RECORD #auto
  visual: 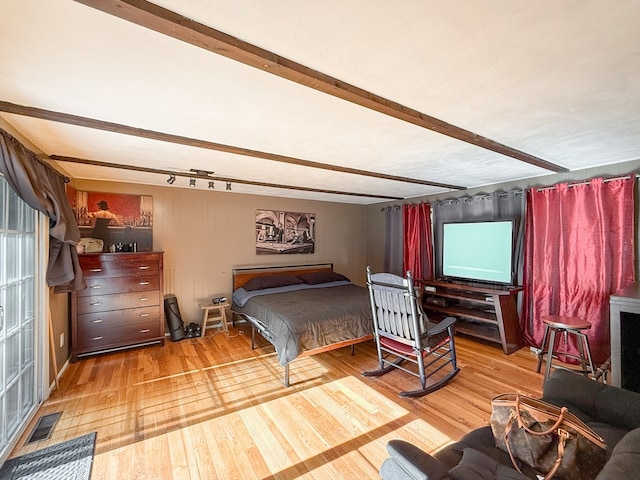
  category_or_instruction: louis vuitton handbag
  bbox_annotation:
[490,393,607,480]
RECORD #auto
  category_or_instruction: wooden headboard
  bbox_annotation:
[232,263,333,291]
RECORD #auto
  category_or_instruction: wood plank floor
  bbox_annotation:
[9,327,544,479]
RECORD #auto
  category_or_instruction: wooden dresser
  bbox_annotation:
[71,252,164,362]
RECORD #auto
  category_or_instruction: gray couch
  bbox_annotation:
[379,370,640,480]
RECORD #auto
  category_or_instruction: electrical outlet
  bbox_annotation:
[59,332,64,348]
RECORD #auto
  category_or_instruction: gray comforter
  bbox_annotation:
[233,284,373,366]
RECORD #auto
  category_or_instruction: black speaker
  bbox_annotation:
[425,297,449,307]
[164,294,186,341]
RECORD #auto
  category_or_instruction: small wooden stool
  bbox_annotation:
[198,301,229,336]
[536,315,596,383]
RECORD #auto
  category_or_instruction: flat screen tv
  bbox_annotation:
[442,220,514,285]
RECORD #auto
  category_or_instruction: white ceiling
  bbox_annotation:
[1,0,639,204]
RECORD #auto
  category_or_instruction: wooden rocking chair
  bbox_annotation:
[362,267,460,397]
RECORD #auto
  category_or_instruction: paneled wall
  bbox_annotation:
[72,179,367,325]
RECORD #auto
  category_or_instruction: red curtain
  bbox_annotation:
[523,176,635,365]
[403,203,433,280]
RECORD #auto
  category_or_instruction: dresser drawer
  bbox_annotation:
[77,306,160,329]
[77,291,160,314]
[78,274,160,297]
[75,313,161,350]
[82,259,159,279]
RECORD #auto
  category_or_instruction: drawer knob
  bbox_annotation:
[89,302,103,306]
[91,336,103,341]
[90,285,102,289]
[139,313,150,317]
[91,319,103,324]
[139,297,149,301]
[139,329,151,333]
[138,266,150,270]
[139,281,150,285]
[89,268,102,272]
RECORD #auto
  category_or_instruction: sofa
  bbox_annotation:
[379,369,640,480]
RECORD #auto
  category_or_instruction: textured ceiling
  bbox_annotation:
[1,0,639,204]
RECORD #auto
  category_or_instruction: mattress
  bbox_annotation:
[232,283,373,365]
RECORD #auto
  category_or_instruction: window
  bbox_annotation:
[0,175,43,461]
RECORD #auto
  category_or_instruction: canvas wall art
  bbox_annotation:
[255,210,315,254]
[67,186,153,252]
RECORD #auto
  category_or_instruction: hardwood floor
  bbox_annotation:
[9,327,544,479]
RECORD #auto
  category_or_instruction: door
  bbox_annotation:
[0,175,42,461]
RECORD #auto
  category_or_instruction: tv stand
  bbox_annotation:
[421,279,523,354]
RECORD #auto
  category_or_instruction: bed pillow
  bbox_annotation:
[297,271,350,285]
[242,274,304,291]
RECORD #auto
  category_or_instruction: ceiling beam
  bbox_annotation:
[74,0,569,174]
[50,155,404,201]
[0,101,463,191]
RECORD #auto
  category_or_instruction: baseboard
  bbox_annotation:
[48,358,70,394]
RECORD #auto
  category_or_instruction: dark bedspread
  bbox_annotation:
[233,284,373,366]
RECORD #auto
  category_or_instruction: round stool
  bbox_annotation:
[535,315,596,383]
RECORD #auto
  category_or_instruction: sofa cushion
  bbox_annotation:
[593,385,640,430]
[587,422,629,459]
[434,427,538,479]
[448,448,530,480]
[382,439,451,480]
[542,370,640,430]
[595,428,640,480]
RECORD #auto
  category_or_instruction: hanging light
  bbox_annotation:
[208,181,215,190]
[167,174,176,185]
[226,182,232,191]
[189,177,196,188]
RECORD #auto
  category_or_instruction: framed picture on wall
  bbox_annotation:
[67,186,153,252]
[255,210,315,254]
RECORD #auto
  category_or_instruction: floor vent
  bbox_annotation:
[26,412,62,444]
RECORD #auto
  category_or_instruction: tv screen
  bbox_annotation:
[442,220,514,284]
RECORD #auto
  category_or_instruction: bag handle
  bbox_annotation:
[504,411,524,475]
[515,393,568,436]
[503,410,570,480]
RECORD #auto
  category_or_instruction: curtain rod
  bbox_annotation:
[382,189,526,211]
[536,173,639,192]
[0,128,70,183]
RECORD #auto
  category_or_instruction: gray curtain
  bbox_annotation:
[383,206,403,275]
[0,128,85,292]
[433,190,525,286]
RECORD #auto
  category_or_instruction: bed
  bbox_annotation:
[231,263,373,386]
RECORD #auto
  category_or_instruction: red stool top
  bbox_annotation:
[541,315,591,330]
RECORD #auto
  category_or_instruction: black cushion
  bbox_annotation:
[448,448,529,480]
[595,428,640,480]
[587,422,629,459]
[543,370,640,430]
[434,427,538,479]
[383,440,450,480]
[297,271,350,285]
[242,274,303,291]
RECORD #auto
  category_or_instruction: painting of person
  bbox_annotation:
[90,200,124,251]
[274,222,284,243]
[302,227,312,243]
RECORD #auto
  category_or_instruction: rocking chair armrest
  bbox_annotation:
[381,440,451,480]
[423,316,456,337]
